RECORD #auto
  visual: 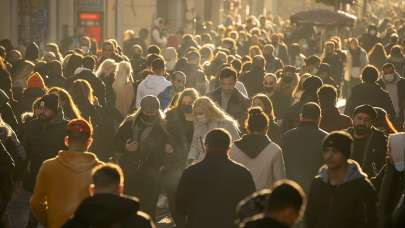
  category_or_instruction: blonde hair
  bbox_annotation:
[112,61,133,92]
[70,79,95,105]
[192,96,237,126]
[168,88,199,111]
[96,59,117,78]
[48,87,82,119]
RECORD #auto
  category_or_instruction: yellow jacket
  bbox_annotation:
[30,150,103,228]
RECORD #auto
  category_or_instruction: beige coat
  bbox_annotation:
[230,142,286,190]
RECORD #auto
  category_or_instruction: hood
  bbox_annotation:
[56,151,100,173]
[71,194,139,226]
[234,134,271,158]
[23,87,46,99]
[144,74,169,89]
[318,159,368,185]
[0,89,10,107]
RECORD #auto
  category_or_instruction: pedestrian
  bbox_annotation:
[208,67,250,126]
[231,107,286,190]
[346,38,369,91]
[318,85,352,132]
[261,73,277,100]
[241,180,306,228]
[0,141,14,228]
[95,59,118,109]
[114,95,171,218]
[239,55,266,97]
[345,65,396,124]
[368,43,388,70]
[176,128,256,228]
[15,72,47,119]
[188,96,240,163]
[136,57,171,107]
[281,102,328,193]
[158,71,186,110]
[112,61,135,117]
[305,131,378,228]
[48,87,82,120]
[0,89,19,131]
[30,119,103,228]
[346,104,387,179]
[377,63,405,130]
[63,163,155,228]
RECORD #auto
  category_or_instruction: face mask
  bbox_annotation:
[196,114,208,124]
[383,73,395,82]
[180,105,193,114]
[355,125,370,135]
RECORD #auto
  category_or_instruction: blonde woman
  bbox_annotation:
[164,47,178,73]
[112,61,135,117]
[96,59,118,106]
[188,96,240,163]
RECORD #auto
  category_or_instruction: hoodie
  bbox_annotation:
[62,194,154,228]
[30,151,103,228]
[305,160,378,228]
[231,135,286,190]
[135,74,171,107]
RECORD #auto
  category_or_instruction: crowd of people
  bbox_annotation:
[0,1,405,228]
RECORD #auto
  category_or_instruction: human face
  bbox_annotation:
[353,112,372,135]
[181,95,195,106]
[141,110,158,122]
[172,74,186,92]
[102,44,114,58]
[220,77,236,93]
[323,146,346,170]
[38,106,55,121]
[263,76,276,91]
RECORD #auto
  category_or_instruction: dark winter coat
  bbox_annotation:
[239,67,265,97]
[62,194,155,228]
[0,142,14,219]
[345,82,396,123]
[347,127,387,179]
[0,124,26,181]
[264,55,284,73]
[305,160,378,228]
[323,52,345,84]
[271,91,294,121]
[21,110,68,191]
[15,87,46,119]
[176,154,256,228]
[208,88,250,125]
[66,69,107,107]
[320,106,352,132]
[0,89,19,131]
[281,122,328,193]
[242,216,289,228]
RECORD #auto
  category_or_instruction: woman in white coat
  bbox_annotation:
[187,96,240,163]
[230,107,286,190]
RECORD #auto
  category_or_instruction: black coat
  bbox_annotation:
[62,194,154,228]
[0,89,19,131]
[0,142,14,219]
[15,87,45,119]
[21,111,68,191]
[264,55,284,73]
[208,88,250,125]
[242,216,289,228]
[281,122,328,193]
[239,67,265,97]
[306,161,378,228]
[347,127,387,179]
[176,154,256,228]
[345,82,396,123]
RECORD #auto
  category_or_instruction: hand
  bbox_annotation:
[165,144,174,154]
[125,140,139,152]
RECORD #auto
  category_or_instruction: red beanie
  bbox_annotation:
[26,72,47,90]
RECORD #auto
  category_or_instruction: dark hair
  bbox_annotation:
[64,53,83,78]
[252,93,275,120]
[361,65,379,83]
[252,55,265,69]
[205,128,231,151]
[92,163,124,189]
[267,180,306,214]
[300,102,321,120]
[382,63,395,71]
[246,107,269,133]
[147,45,161,55]
[82,56,96,70]
[231,59,242,73]
[219,66,237,81]
[318,85,337,107]
[145,54,162,67]
[151,57,165,72]
[46,60,63,78]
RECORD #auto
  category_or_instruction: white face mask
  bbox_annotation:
[196,114,208,124]
[81,46,89,54]
[383,73,395,82]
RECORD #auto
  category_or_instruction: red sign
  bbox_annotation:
[79,13,100,21]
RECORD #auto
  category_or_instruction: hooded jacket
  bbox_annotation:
[305,160,378,228]
[136,74,171,107]
[30,151,103,228]
[231,134,286,190]
[62,194,155,228]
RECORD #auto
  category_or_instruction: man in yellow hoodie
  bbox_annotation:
[30,119,103,228]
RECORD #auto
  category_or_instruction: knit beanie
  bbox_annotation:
[353,104,377,121]
[323,131,353,159]
[26,72,46,90]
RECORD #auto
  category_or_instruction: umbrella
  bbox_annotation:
[290,9,357,26]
